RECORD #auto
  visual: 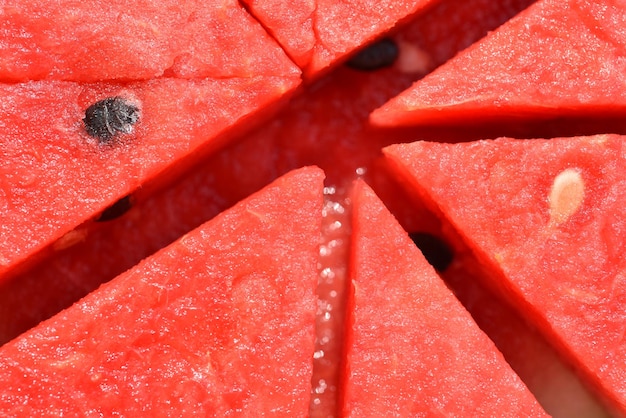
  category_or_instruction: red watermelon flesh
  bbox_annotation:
[0,74,300,283]
[342,179,548,417]
[0,2,540,416]
[0,166,324,416]
[371,0,626,127]
[383,135,626,415]
[240,0,439,78]
[0,0,299,82]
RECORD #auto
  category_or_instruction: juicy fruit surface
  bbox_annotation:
[0,0,299,81]
[0,0,616,416]
[371,0,626,126]
[0,167,324,416]
[343,180,547,417]
[384,135,626,415]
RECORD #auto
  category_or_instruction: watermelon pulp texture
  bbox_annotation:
[0,0,299,82]
[0,167,323,416]
[0,0,615,417]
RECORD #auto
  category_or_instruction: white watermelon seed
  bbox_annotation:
[549,168,585,225]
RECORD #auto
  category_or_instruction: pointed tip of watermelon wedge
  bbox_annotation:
[343,178,548,417]
[370,0,626,128]
[241,0,441,79]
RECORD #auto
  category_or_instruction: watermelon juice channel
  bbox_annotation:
[0,0,536,416]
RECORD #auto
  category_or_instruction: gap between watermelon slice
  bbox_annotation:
[0,166,324,416]
[383,135,626,417]
[443,249,611,418]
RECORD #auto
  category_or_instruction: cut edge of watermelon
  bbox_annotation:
[370,100,626,128]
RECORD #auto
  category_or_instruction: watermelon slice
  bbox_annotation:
[370,0,626,126]
[0,67,300,282]
[0,166,323,415]
[342,179,547,416]
[0,0,299,82]
[240,0,439,78]
[383,135,626,415]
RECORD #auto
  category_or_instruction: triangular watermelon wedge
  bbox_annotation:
[240,0,439,78]
[371,0,626,126]
[342,179,547,416]
[0,0,299,82]
[0,166,324,416]
[0,69,300,283]
[383,135,626,415]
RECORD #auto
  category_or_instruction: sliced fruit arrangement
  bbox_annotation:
[371,0,626,127]
[384,135,626,416]
[1,0,621,416]
[0,167,323,415]
[343,180,547,416]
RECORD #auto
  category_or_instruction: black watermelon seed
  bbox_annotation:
[346,38,399,71]
[84,97,139,142]
[409,232,454,272]
[96,195,133,222]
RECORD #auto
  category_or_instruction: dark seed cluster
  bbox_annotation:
[346,38,399,71]
[409,232,454,272]
[83,97,139,142]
